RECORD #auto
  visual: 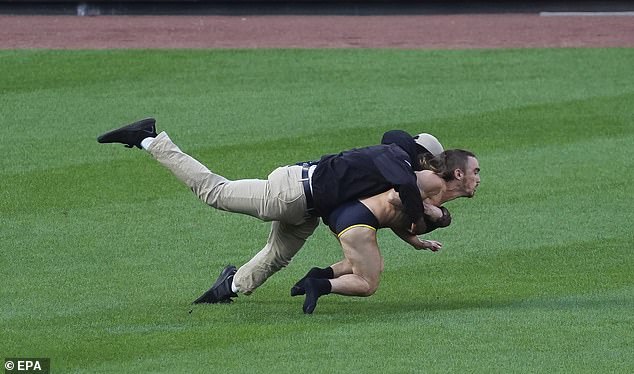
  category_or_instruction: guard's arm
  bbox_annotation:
[373,152,424,225]
[423,206,452,233]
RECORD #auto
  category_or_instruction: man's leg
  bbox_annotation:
[185,154,316,303]
[99,121,307,222]
[290,259,352,296]
[233,216,320,295]
[299,228,382,314]
[147,131,281,219]
[100,121,318,303]
[227,161,319,295]
[330,231,383,297]
[193,216,319,304]
[101,120,311,223]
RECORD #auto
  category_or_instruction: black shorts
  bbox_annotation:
[326,200,379,238]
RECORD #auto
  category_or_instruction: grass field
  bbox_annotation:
[1,48,633,373]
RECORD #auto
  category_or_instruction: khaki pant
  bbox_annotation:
[148,132,319,293]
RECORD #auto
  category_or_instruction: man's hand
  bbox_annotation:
[401,231,443,251]
[412,238,443,252]
[392,228,443,252]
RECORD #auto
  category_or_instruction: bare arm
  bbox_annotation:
[388,211,442,251]
[391,228,442,252]
[366,188,446,250]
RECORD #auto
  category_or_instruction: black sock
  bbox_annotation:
[307,266,334,279]
[315,278,332,295]
[303,278,331,314]
[291,267,334,296]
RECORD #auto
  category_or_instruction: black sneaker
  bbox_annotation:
[97,118,157,149]
[192,265,238,304]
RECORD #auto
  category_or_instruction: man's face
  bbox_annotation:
[462,156,481,197]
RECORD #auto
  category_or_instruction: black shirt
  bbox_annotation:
[311,142,423,224]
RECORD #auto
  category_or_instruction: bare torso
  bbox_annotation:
[360,190,411,230]
[359,170,448,234]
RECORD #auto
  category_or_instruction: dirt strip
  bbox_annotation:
[1,14,633,49]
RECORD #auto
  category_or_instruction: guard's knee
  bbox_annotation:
[263,246,296,272]
[269,255,291,271]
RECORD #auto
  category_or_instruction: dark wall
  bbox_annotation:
[0,1,632,16]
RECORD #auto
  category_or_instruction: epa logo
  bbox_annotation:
[4,358,50,374]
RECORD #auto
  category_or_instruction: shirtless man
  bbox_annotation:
[292,149,480,314]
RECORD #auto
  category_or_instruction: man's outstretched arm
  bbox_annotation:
[390,227,443,252]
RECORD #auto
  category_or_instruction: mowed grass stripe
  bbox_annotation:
[1,48,632,172]
[2,91,632,215]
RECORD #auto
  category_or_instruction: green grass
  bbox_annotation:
[1,48,633,373]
